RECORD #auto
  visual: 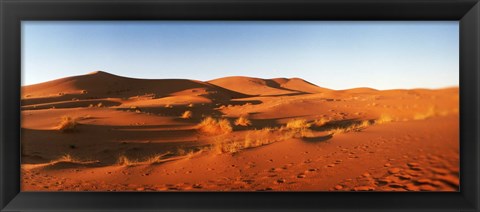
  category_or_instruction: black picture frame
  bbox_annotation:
[1,0,479,211]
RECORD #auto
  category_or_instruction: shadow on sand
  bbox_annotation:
[301,134,333,143]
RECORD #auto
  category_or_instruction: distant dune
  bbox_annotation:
[20,71,459,192]
[207,76,331,96]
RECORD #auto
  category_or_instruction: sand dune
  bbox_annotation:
[274,77,332,94]
[21,71,459,192]
[23,71,247,103]
[208,76,328,96]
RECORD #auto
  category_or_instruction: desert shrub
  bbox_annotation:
[144,154,166,164]
[286,119,311,130]
[314,117,329,127]
[234,116,251,126]
[51,154,89,164]
[328,120,372,135]
[244,128,275,148]
[359,120,372,128]
[177,148,186,156]
[197,117,232,135]
[212,138,243,154]
[221,141,243,154]
[117,152,181,166]
[213,126,294,154]
[181,111,193,119]
[284,119,312,138]
[218,119,233,133]
[117,155,138,166]
[57,116,78,132]
[328,127,348,135]
[57,154,74,162]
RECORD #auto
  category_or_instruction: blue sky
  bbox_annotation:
[22,21,459,90]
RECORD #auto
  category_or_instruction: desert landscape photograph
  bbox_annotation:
[21,21,459,191]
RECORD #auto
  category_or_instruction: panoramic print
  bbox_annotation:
[21,21,459,191]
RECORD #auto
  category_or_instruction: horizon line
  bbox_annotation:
[21,70,459,91]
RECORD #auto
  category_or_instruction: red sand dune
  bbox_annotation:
[208,76,330,96]
[21,71,459,192]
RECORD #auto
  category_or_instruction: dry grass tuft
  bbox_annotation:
[197,117,232,135]
[314,117,329,127]
[286,119,311,130]
[211,127,278,154]
[49,154,99,165]
[328,127,349,135]
[243,128,276,148]
[181,110,193,119]
[144,154,169,164]
[328,120,372,135]
[221,141,244,154]
[117,155,138,166]
[117,152,184,166]
[284,119,313,138]
[57,154,74,162]
[211,123,318,155]
[234,116,251,126]
[359,120,372,128]
[57,116,78,132]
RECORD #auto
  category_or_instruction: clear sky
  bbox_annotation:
[22,21,459,90]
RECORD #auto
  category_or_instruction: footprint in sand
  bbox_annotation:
[192,184,202,189]
[297,174,306,178]
[430,167,450,175]
[269,167,282,173]
[362,172,371,177]
[387,168,401,174]
[397,174,413,180]
[242,179,255,184]
[352,186,375,191]
[334,185,344,190]
[434,175,459,188]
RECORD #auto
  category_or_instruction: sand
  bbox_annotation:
[20,71,459,191]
